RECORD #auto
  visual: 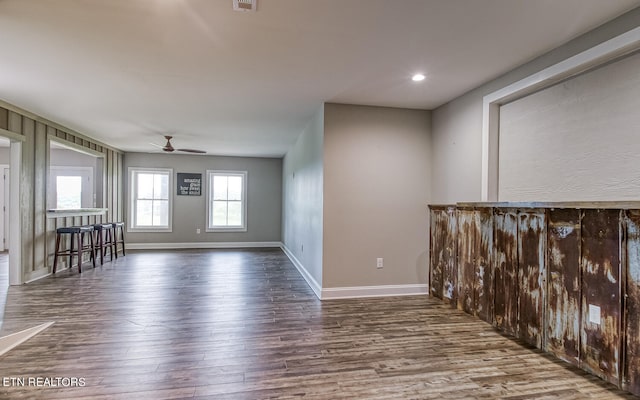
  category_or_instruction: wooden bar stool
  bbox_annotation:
[112,222,126,257]
[93,223,116,265]
[53,225,96,273]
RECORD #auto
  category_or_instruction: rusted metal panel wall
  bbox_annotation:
[457,208,479,315]
[476,209,494,323]
[624,210,640,395]
[546,208,581,366]
[493,209,519,336]
[429,208,445,299]
[580,209,622,385]
[430,207,456,300]
[517,210,547,348]
[441,207,458,307]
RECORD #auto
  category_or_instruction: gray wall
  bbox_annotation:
[124,152,282,244]
[323,103,431,288]
[431,8,640,203]
[499,51,640,201]
[282,106,324,287]
[0,147,10,164]
[50,148,98,167]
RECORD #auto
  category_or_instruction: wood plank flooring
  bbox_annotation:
[0,248,636,399]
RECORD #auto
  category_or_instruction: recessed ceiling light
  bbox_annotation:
[412,73,426,82]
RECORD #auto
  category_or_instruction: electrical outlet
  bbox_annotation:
[196,228,201,234]
[376,258,383,269]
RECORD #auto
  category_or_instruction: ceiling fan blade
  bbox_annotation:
[177,148,207,154]
[149,142,164,149]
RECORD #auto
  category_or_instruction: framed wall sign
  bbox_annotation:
[177,173,202,196]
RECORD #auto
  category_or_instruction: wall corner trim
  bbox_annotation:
[281,244,322,299]
[321,284,428,300]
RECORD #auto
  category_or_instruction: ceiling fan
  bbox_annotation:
[152,135,206,154]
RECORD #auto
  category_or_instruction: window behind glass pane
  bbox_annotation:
[130,168,172,231]
[207,170,247,232]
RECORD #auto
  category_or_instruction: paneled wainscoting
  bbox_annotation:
[0,249,635,399]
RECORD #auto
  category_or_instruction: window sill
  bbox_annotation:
[206,227,248,233]
[47,208,108,218]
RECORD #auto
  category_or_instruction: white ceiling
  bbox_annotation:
[1,0,639,157]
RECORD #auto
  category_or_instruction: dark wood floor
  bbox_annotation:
[0,248,636,399]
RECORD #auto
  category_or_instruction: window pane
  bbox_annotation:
[154,173,169,200]
[213,176,228,200]
[212,201,228,225]
[227,201,242,226]
[136,200,153,226]
[228,176,242,201]
[153,200,169,226]
[137,173,154,199]
[56,176,82,209]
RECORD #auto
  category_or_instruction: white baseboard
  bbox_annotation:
[280,244,322,300]
[321,284,429,300]
[127,241,283,250]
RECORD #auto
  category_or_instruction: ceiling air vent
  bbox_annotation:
[233,0,256,12]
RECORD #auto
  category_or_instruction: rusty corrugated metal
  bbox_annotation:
[430,206,457,300]
[429,208,445,299]
[476,208,494,323]
[624,210,640,395]
[517,210,546,348]
[580,209,621,385]
[457,208,478,315]
[441,206,458,307]
[546,208,581,365]
[493,208,519,336]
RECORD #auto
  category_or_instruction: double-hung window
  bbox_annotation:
[206,170,247,232]
[129,167,172,231]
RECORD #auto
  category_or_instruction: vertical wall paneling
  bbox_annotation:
[476,208,494,323]
[33,122,48,276]
[106,150,114,222]
[429,208,445,299]
[517,209,547,348]
[0,107,8,130]
[546,208,582,366]
[457,207,479,315]
[580,209,622,385]
[0,105,123,277]
[493,208,519,336]
[19,115,35,278]
[624,210,640,394]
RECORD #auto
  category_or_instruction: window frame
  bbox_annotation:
[48,166,95,210]
[128,167,173,232]
[206,170,248,232]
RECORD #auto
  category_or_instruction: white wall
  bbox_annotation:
[499,51,640,201]
[124,152,282,244]
[431,8,640,204]
[323,103,431,289]
[282,106,324,291]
